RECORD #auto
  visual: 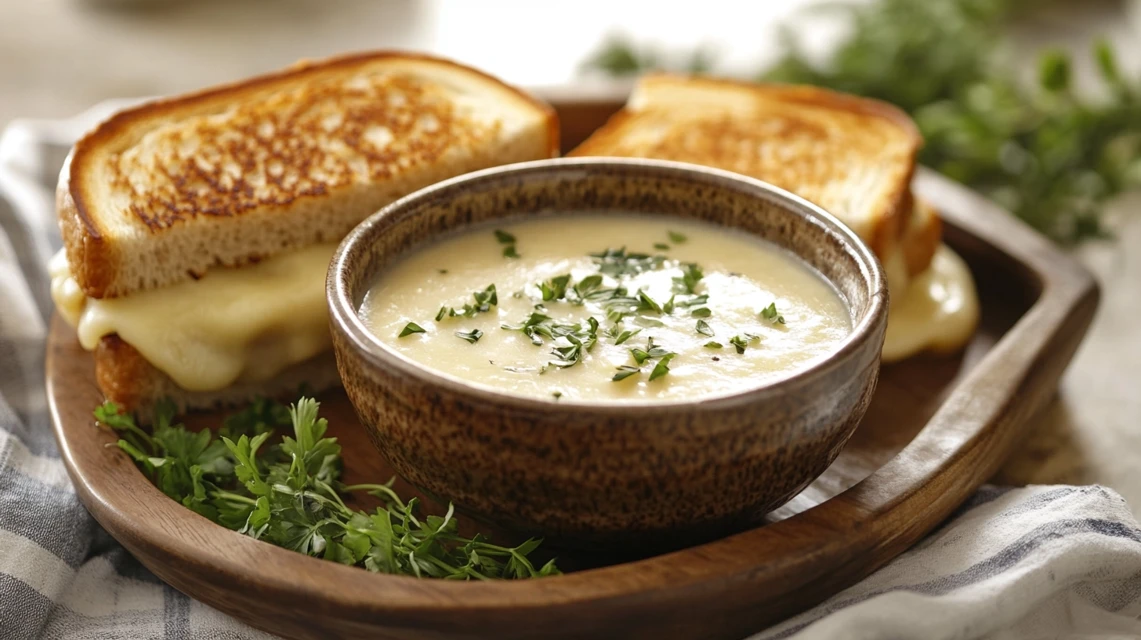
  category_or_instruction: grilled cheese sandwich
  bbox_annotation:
[51,52,559,415]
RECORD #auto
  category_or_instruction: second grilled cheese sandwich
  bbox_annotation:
[569,74,978,361]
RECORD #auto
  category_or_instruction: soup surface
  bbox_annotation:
[360,214,851,403]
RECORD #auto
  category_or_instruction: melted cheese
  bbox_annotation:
[360,214,851,403]
[882,244,979,362]
[49,245,336,391]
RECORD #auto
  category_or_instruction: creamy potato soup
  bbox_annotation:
[360,214,851,403]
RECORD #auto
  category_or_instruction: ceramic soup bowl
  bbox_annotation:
[327,158,887,548]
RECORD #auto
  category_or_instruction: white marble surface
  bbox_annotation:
[1,0,1140,510]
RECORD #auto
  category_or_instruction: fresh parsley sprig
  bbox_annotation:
[581,0,1141,244]
[95,398,559,579]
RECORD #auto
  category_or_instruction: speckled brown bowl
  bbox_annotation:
[327,158,887,548]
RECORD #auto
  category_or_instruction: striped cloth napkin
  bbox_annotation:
[3,104,1141,640]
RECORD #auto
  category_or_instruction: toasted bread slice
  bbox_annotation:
[61,51,558,299]
[570,75,926,270]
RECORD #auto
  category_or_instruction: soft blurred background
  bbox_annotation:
[1,0,1140,501]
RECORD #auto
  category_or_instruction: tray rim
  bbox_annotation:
[45,107,1100,637]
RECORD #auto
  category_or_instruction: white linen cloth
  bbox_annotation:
[2,103,1140,640]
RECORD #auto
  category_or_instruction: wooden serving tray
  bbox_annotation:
[47,95,1099,639]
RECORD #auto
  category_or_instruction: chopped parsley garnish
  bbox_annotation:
[418,244,746,385]
[630,337,674,368]
[501,312,554,345]
[552,391,563,400]
[590,247,666,278]
[544,318,599,369]
[636,290,663,313]
[437,269,448,274]
[676,294,709,308]
[729,334,760,354]
[648,354,676,381]
[501,314,599,364]
[455,329,484,344]
[612,365,641,381]
[438,284,498,319]
[761,302,786,324]
[399,322,426,338]
[574,275,604,298]
[539,274,572,301]
[473,284,497,309]
[613,328,641,345]
[672,263,704,294]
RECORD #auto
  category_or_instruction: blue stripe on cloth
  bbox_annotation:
[0,473,94,568]
[766,516,1141,639]
[0,572,54,639]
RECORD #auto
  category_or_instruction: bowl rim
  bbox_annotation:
[327,157,888,414]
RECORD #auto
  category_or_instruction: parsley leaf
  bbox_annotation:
[455,329,484,344]
[648,354,676,381]
[761,302,786,324]
[729,334,760,354]
[539,274,571,301]
[612,365,641,381]
[493,230,516,244]
[636,290,663,313]
[614,328,642,345]
[695,319,714,337]
[672,263,704,294]
[399,323,426,338]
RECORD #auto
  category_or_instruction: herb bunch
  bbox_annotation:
[95,398,559,580]
[581,0,1141,244]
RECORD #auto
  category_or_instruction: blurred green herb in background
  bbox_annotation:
[581,0,1141,245]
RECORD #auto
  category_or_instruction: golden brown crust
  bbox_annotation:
[903,198,943,276]
[72,51,557,169]
[640,75,922,139]
[94,335,153,411]
[57,159,117,299]
[570,77,923,261]
[65,50,558,298]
